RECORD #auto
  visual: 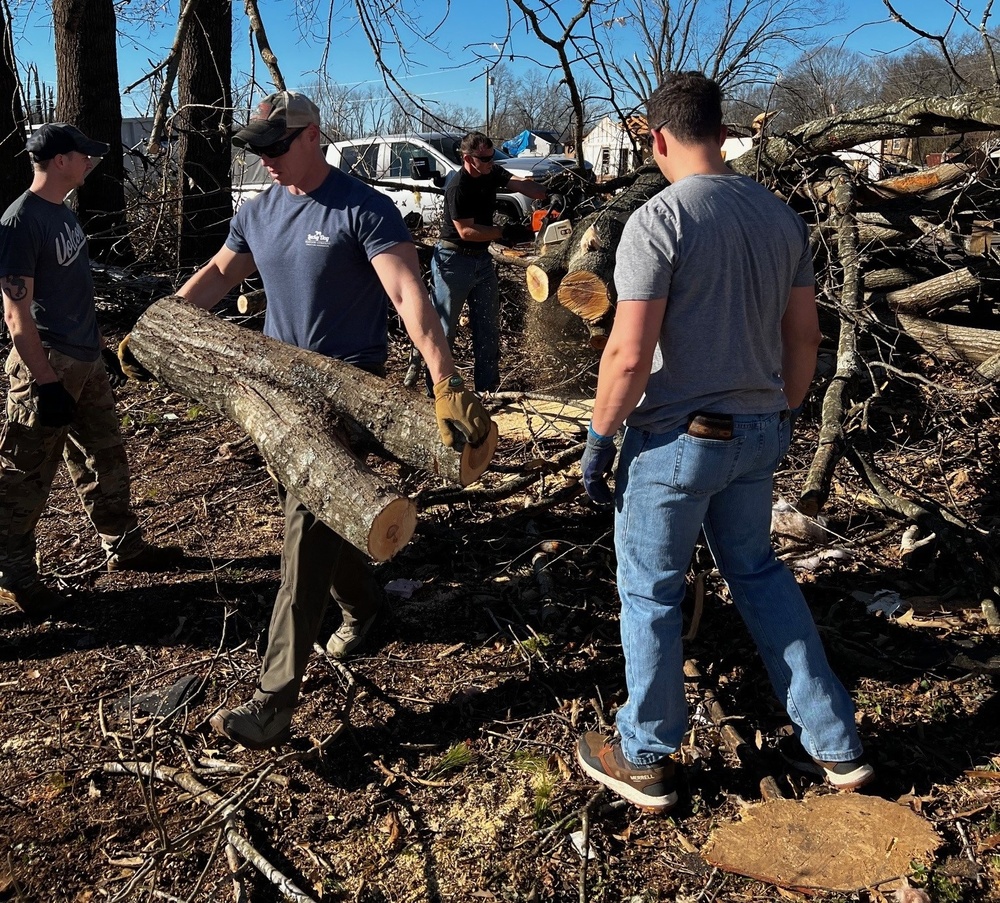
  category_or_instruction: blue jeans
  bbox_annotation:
[430,246,499,392]
[613,412,863,767]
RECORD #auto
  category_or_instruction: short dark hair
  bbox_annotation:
[460,132,492,156]
[647,72,723,144]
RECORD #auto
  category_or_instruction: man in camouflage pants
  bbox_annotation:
[0,123,183,618]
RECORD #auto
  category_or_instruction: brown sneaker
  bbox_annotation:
[0,580,69,619]
[325,608,380,658]
[576,732,678,813]
[108,542,184,572]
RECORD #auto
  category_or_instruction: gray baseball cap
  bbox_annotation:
[232,91,321,148]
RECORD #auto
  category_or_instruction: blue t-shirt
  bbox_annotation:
[0,190,100,362]
[226,167,411,367]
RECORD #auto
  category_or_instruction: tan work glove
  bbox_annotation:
[433,374,491,448]
[118,334,152,381]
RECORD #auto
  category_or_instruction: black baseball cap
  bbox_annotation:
[26,123,110,161]
[232,91,321,148]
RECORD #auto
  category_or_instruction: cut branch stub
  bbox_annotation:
[885,268,981,317]
[127,297,497,559]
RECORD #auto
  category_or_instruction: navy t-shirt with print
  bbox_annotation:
[226,167,411,367]
[0,191,100,362]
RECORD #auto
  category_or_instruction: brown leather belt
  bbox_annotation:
[686,412,734,440]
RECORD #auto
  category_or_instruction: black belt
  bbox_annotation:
[438,240,490,257]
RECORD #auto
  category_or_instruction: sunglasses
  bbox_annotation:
[471,153,495,162]
[254,126,307,158]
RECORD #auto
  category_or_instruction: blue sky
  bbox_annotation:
[11,0,980,118]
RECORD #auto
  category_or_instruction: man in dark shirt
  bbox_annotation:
[0,124,183,618]
[430,132,545,392]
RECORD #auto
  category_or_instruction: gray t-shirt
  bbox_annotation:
[614,173,814,433]
[226,167,411,367]
[0,190,100,362]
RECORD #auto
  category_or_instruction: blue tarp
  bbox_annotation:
[501,130,533,157]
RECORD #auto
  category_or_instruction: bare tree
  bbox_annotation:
[0,0,30,210]
[176,0,233,267]
[773,47,878,127]
[53,0,131,262]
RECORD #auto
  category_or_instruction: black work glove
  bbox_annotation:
[118,334,152,381]
[581,423,616,506]
[788,404,803,434]
[499,221,535,247]
[101,347,127,389]
[433,374,491,448]
[36,381,77,428]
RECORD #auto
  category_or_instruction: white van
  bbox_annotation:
[324,132,575,226]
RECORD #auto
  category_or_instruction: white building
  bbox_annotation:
[581,115,647,180]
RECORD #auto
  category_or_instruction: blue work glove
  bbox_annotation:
[581,423,617,506]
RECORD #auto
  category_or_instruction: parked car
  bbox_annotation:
[324,132,575,226]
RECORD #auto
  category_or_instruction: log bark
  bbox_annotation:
[897,313,1000,368]
[886,268,981,316]
[128,298,497,559]
[871,161,973,198]
[864,267,927,291]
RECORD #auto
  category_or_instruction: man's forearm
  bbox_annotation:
[399,296,455,384]
[3,287,58,384]
[780,342,818,409]
[591,347,650,436]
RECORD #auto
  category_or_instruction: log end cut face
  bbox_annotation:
[368,497,418,562]
[459,421,500,486]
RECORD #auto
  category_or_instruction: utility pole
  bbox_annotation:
[484,65,490,134]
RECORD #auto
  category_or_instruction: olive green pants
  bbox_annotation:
[0,347,141,587]
[254,484,381,708]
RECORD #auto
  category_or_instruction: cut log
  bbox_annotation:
[897,312,1000,371]
[886,268,981,316]
[237,289,267,315]
[541,166,666,322]
[128,297,498,559]
[525,254,567,302]
[863,267,926,291]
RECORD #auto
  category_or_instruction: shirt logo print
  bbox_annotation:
[306,230,331,247]
[54,222,87,267]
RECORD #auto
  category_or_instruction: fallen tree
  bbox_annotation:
[127,297,498,561]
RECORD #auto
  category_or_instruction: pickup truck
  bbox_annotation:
[324,132,577,226]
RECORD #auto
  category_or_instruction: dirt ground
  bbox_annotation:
[1,270,999,903]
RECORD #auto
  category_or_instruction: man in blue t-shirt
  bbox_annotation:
[0,124,183,619]
[430,132,546,392]
[177,91,491,750]
[574,73,873,812]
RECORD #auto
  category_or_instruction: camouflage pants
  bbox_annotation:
[0,347,141,586]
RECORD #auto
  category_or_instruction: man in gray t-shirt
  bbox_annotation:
[574,73,873,813]
[0,124,183,618]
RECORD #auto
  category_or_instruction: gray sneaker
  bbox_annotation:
[325,610,379,658]
[209,696,293,749]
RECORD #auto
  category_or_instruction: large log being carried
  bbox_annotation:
[128,297,498,561]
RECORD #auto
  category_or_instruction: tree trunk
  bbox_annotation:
[53,0,131,262]
[127,299,498,558]
[177,0,233,267]
[0,5,30,210]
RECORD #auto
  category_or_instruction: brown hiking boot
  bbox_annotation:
[325,608,380,658]
[107,542,184,572]
[210,696,294,750]
[576,732,679,813]
[0,580,69,620]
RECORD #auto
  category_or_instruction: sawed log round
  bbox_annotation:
[128,297,497,560]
